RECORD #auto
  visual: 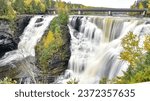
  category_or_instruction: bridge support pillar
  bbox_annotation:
[53,11,56,15]
[78,11,83,15]
[108,11,112,16]
[47,11,51,14]
[142,11,146,16]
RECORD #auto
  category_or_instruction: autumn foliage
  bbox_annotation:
[116,32,150,83]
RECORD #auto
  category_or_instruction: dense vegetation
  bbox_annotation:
[115,32,150,83]
[131,0,150,16]
[0,77,17,84]
[35,1,69,75]
[99,32,150,84]
[0,0,150,84]
[0,0,88,20]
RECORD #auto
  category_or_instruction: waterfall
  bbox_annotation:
[60,16,150,84]
[0,15,54,83]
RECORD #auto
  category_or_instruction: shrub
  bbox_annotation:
[0,77,17,84]
[36,16,68,74]
[115,32,150,84]
[67,78,78,84]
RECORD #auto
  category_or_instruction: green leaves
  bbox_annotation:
[0,77,17,84]
[116,32,150,84]
[130,0,150,16]
[120,32,143,67]
[0,0,16,20]
[35,16,68,74]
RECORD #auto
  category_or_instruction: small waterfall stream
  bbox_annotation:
[0,15,54,83]
[59,16,150,84]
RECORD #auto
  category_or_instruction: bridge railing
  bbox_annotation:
[47,8,148,16]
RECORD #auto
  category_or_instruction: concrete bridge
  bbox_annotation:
[47,8,147,16]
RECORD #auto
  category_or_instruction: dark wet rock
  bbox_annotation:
[0,31,17,58]
[47,25,71,77]
[74,17,83,31]
[0,56,39,84]
[35,23,43,27]
[0,16,31,58]
[35,18,44,23]
[35,17,71,83]
[70,16,83,32]
[15,16,32,37]
[0,16,33,83]
[145,21,150,24]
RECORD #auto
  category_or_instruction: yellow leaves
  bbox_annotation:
[24,0,40,5]
[118,31,150,84]
[144,35,150,51]
[53,32,63,46]
[24,0,32,5]
[120,51,137,67]
[0,77,17,84]
[39,3,46,12]
[43,31,63,49]
[34,0,41,4]
[138,2,144,9]
[43,31,54,48]
[120,32,143,67]
[121,32,150,67]
[55,0,69,13]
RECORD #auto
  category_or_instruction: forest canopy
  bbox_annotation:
[0,0,87,20]
[131,0,150,16]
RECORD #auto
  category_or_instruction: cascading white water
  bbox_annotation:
[62,16,150,84]
[0,15,54,66]
[0,15,54,83]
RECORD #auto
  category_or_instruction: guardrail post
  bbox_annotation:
[53,11,56,15]
[142,11,146,16]
[78,11,81,15]
[108,11,112,16]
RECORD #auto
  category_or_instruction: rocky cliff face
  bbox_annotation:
[0,16,71,84]
[48,25,71,78]
[0,16,31,58]
[35,17,71,83]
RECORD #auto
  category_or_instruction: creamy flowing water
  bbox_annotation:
[59,16,150,84]
[0,15,150,84]
[0,15,54,83]
[0,15,54,66]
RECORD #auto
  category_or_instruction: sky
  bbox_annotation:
[61,0,137,8]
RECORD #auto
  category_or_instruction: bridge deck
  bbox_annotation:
[47,8,147,16]
[48,8,147,12]
[71,8,147,12]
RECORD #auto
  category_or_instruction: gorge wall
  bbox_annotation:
[0,16,31,58]
[0,15,71,84]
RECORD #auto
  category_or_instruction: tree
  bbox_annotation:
[0,0,9,15]
[131,0,150,16]
[0,0,16,20]
[138,2,144,9]
[44,0,52,9]
[13,0,25,14]
[31,0,38,13]
[38,1,46,13]
[120,32,143,67]
[116,32,150,84]
[55,0,69,25]
[6,1,16,20]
